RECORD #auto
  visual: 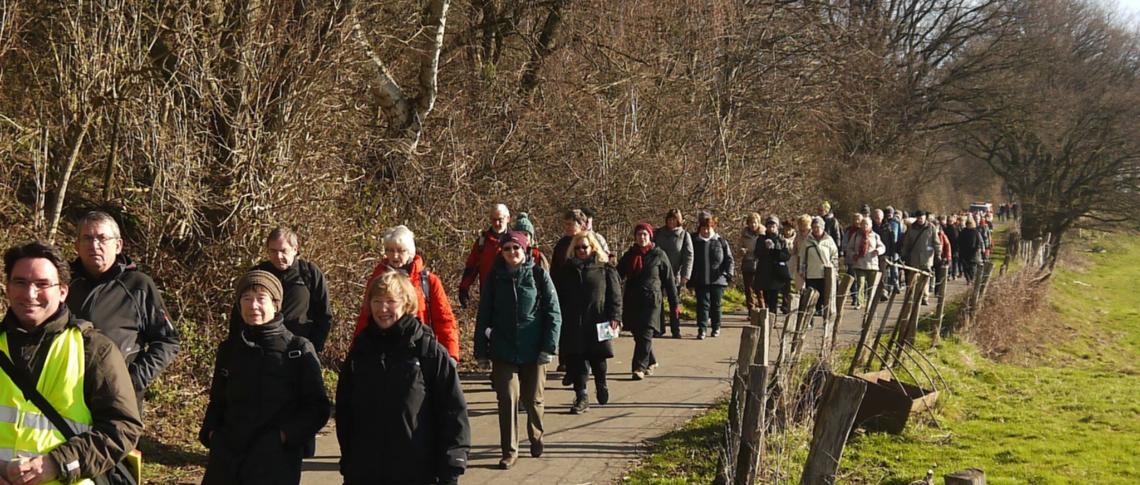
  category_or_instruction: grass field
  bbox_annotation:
[625,230,1140,484]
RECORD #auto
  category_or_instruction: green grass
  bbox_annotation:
[678,286,746,321]
[626,230,1140,484]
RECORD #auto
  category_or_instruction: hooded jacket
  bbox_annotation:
[67,254,180,392]
[199,316,331,485]
[0,308,142,484]
[337,315,471,485]
[689,232,734,288]
[474,257,561,365]
[354,254,460,361]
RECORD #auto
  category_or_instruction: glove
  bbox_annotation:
[537,351,554,364]
[672,306,681,321]
[484,327,493,339]
[458,287,470,308]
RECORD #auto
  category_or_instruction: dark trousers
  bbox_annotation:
[660,282,683,334]
[695,285,725,331]
[805,278,826,313]
[566,356,608,395]
[631,325,657,372]
[962,261,978,284]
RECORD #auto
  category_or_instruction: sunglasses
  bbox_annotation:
[574,245,590,250]
[502,245,523,252]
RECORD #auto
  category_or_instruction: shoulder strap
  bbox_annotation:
[420,270,432,327]
[286,335,308,360]
[532,265,548,304]
[0,340,79,439]
[299,261,317,290]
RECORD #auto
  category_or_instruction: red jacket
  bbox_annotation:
[938,229,952,265]
[459,229,504,292]
[354,254,460,361]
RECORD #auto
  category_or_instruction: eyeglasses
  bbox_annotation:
[502,245,523,252]
[574,245,590,250]
[383,246,411,255]
[9,279,62,292]
[79,235,118,246]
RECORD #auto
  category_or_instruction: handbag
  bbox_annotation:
[0,348,138,485]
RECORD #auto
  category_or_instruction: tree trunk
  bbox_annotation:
[47,118,92,244]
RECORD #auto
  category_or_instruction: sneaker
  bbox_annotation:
[632,370,645,380]
[570,394,590,414]
[652,330,665,338]
[647,363,659,375]
[711,329,721,338]
[696,329,706,340]
[561,373,572,386]
[596,386,610,405]
[499,454,518,469]
[530,439,543,458]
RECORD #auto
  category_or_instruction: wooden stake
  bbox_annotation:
[945,468,986,485]
[798,373,868,485]
[733,364,770,485]
[848,272,883,373]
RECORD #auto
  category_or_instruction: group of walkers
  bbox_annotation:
[0,201,1000,484]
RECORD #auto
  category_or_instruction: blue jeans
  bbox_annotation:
[695,286,725,331]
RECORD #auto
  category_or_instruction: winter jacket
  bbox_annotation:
[199,317,331,485]
[799,235,840,280]
[738,228,761,273]
[474,258,562,365]
[751,233,791,291]
[845,230,885,271]
[689,233,734,288]
[227,259,333,353]
[873,219,903,258]
[0,308,142,484]
[551,235,574,281]
[822,213,842,251]
[957,228,984,264]
[337,315,470,485]
[654,226,694,281]
[354,254,460,361]
[67,254,181,393]
[936,228,953,267]
[460,228,506,292]
[944,224,961,254]
[554,257,621,359]
[617,246,679,332]
[901,221,942,269]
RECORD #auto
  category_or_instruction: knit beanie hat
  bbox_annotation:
[512,212,536,238]
[633,222,654,239]
[236,269,283,306]
[502,231,530,251]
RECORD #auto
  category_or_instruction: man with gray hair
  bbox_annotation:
[67,211,180,414]
[459,203,511,308]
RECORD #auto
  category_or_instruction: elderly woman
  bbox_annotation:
[618,223,679,380]
[738,213,763,309]
[957,215,985,284]
[475,231,561,469]
[654,209,693,338]
[845,217,886,310]
[791,214,813,290]
[200,270,330,485]
[338,270,471,484]
[554,231,621,414]
[352,225,460,361]
[751,215,792,314]
[800,217,840,315]
[689,212,734,339]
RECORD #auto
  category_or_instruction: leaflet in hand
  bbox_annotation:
[596,322,619,341]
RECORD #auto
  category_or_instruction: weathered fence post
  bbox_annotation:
[733,364,770,485]
[932,267,948,346]
[798,373,868,485]
[848,272,883,373]
[823,273,856,356]
[717,323,762,485]
[945,468,987,484]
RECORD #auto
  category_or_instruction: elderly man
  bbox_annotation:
[67,211,180,414]
[231,227,333,353]
[2,241,142,484]
[871,208,902,299]
[459,204,511,308]
[900,211,942,305]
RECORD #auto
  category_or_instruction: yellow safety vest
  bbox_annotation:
[0,327,94,485]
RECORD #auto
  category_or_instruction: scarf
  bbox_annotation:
[621,243,654,277]
[855,226,873,260]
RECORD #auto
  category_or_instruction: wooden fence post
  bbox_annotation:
[932,267,948,346]
[823,274,856,355]
[848,272,883,373]
[717,324,762,485]
[798,373,868,485]
[945,468,986,485]
[733,364,770,485]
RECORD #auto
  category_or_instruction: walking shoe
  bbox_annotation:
[596,386,610,405]
[570,394,590,414]
[632,370,645,380]
[561,372,572,386]
[647,363,659,375]
[499,454,518,469]
[530,439,544,458]
[711,329,721,338]
[653,329,665,338]
[696,329,706,340]
[671,331,682,339]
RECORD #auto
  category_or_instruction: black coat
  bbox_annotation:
[957,228,985,264]
[689,234,734,288]
[227,259,334,352]
[752,233,792,291]
[336,315,471,485]
[199,317,331,485]
[554,257,622,359]
[618,246,678,332]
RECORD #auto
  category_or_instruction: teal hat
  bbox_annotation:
[512,212,535,238]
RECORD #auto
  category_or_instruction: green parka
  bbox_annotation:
[474,257,562,364]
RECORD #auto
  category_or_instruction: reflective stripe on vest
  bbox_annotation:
[0,327,95,485]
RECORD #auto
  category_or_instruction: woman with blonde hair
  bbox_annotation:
[554,231,622,414]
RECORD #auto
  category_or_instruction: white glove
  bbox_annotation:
[537,352,554,364]
[484,328,493,339]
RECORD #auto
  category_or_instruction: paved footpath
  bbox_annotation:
[302,277,968,484]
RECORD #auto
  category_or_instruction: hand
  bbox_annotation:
[765,239,775,249]
[484,328,493,340]
[537,351,554,364]
[458,287,470,309]
[679,277,688,287]
[610,320,622,331]
[8,456,58,485]
[672,306,681,321]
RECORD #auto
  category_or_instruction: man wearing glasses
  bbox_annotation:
[67,211,181,415]
[1,241,142,484]
[459,204,511,308]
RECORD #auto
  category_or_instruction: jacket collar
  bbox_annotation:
[2,305,71,336]
[70,253,135,282]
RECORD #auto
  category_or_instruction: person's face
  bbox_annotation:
[861,219,872,231]
[666,215,680,229]
[917,214,927,225]
[748,219,762,232]
[369,290,405,329]
[812,224,825,238]
[501,243,526,267]
[872,212,883,224]
[265,237,298,271]
[635,229,651,247]
[585,217,595,231]
[383,241,414,268]
[818,206,827,216]
[699,225,713,238]
[6,258,68,329]
[574,240,594,259]
[563,219,582,236]
[490,211,510,233]
[852,214,864,225]
[76,222,122,276]
[765,222,779,235]
[240,287,277,326]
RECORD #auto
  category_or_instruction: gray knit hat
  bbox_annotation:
[236,269,283,306]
